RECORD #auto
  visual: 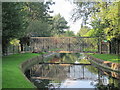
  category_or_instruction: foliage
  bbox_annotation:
[90,2,120,40]
[62,53,78,63]
[54,30,75,37]
[2,3,27,39]
[52,14,69,36]
[2,2,54,54]
[26,20,51,37]
[24,2,54,37]
[10,39,20,46]
[2,2,27,55]
[77,26,90,37]
[73,2,120,41]
[63,30,75,37]
[71,2,98,25]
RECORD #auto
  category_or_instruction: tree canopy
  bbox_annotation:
[2,2,54,55]
[73,1,120,40]
[51,14,69,36]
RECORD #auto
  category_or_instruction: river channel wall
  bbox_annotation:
[20,52,57,73]
[85,54,120,79]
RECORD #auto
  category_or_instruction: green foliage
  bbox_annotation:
[2,2,27,39]
[51,14,69,36]
[62,53,78,63]
[2,2,54,54]
[54,30,75,37]
[25,2,54,22]
[2,2,27,55]
[63,30,75,37]
[74,2,120,40]
[90,2,120,40]
[85,29,95,37]
[72,2,98,24]
[76,26,98,51]
[10,39,20,46]
[27,20,51,37]
[90,19,106,38]
[77,26,90,36]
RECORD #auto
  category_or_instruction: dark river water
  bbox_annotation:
[25,53,120,89]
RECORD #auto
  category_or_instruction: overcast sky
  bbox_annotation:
[49,0,82,34]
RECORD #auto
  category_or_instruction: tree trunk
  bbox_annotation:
[21,44,24,51]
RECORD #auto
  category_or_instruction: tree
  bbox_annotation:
[71,2,98,25]
[2,2,54,54]
[90,2,120,40]
[77,26,90,37]
[63,30,75,37]
[19,2,54,51]
[2,2,27,55]
[51,14,69,36]
[73,1,120,40]
[26,20,51,37]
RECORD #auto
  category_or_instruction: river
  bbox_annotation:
[25,53,120,89]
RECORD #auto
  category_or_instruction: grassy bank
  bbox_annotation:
[2,53,40,88]
[89,53,120,63]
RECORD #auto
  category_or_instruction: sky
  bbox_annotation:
[49,0,82,34]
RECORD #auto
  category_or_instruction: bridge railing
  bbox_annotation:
[30,37,99,53]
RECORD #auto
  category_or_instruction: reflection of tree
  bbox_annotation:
[33,79,50,88]
[85,65,98,74]
[109,77,120,88]
[87,66,120,90]
[95,82,120,90]
[34,64,68,82]
[61,53,78,63]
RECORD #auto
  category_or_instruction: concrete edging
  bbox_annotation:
[20,52,57,73]
[85,54,120,73]
[19,52,57,88]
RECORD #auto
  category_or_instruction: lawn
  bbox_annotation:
[83,48,98,52]
[2,53,40,88]
[89,53,120,63]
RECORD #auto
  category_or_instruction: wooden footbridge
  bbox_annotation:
[29,37,100,53]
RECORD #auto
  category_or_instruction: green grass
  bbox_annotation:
[2,53,40,88]
[83,48,98,52]
[89,53,120,63]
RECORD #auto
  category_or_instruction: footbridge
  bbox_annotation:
[29,37,100,53]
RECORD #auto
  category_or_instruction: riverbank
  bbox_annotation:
[86,53,120,73]
[89,53,120,63]
[2,53,40,88]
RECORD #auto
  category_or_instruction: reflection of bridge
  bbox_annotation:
[27,64,115,88]
[31,76,96,80]
[30,37,99,53]
[30,64,98,81]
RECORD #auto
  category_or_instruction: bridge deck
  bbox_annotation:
[39,63,91,65]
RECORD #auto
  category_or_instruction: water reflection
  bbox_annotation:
[29,64,120,89]
[48,53,90,64]
[25,53,120,89]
